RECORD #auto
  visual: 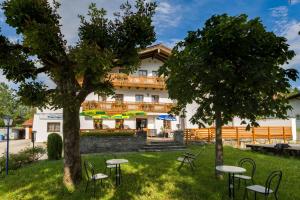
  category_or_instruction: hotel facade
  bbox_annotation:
[31,44,298,142]
[32,44,198,142]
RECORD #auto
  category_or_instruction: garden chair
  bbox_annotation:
[177,146,205,171]
[234,158,256,189]
[243,170,282,200]
[84,160,108,197]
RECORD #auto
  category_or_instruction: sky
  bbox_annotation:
[1,0,300,88]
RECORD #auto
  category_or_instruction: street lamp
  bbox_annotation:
[3,116,13,176]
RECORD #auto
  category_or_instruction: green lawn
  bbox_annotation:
[0,145,299,200]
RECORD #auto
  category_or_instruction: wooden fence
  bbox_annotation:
[184,126,292,146]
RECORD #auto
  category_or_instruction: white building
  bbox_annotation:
[33,44,181,142]
[32,44,298,142]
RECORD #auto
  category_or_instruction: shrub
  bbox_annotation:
[80,131,135,137]
[47,133,63,160]
[0,146,46,172]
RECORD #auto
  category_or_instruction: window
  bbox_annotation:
[151,95,159,103]
[93,119,103,129]
[47,122,60,132]
[115,94,124,102]
[152,71,158,76]
[115,119,124,129]
[296,114,300,120]
[135,95,144,102]
[138,70,148,76]
[163,120,171,129]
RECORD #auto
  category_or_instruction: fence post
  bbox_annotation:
[236,127,239,148]
[252,127,256,144]
[283,127,286,143]
[268,127,271,144]
[184,129,189,144]
[208,128,210,143]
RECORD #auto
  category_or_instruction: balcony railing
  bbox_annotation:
[82,101,174,114]
[109,73,166,90]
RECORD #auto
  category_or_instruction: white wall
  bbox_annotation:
[33,112,63,142]
[132,58,163,76]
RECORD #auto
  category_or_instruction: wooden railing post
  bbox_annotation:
[252,127,256,144]
[207,128,211,143]
[236,127,240,148]
[283,127,286,143]
[268,127,271,144]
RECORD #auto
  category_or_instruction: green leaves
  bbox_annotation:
[162,14,298,127]
[0,0,156,109]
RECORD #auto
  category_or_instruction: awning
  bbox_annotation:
[80,110,106,116]
[92,115,110,119]
[156,115,176,121]
[111,114,130,119]
[124,110,147,117]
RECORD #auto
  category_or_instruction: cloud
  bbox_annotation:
[51,0,128,45]
[269,6,289,34]
[154,1,182,29]
[158,38,182,48]
[290,0,300,5]
[281,20,300,70]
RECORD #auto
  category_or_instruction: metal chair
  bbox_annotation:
[84,160,108,197]
[243,170,282,200]
[234,158,256,189]
[177,146,205,171]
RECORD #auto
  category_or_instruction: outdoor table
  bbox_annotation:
[106,159,128,186]
[216,165,246,199]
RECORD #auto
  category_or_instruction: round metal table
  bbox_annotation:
[106,159,128,186]
[216,165,246,199]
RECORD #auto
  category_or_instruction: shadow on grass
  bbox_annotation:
[1,145,300,200]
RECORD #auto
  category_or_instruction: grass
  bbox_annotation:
[0,145,299,200]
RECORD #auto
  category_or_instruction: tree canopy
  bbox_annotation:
[0,0,156,109]
[0,82,33,126]
[160,14,298,176]
[160,14,298,128]
[0,0,157,186]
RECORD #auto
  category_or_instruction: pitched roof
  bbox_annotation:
[139,43,172,62]
[22,118,33,127]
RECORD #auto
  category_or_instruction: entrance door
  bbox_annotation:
[136,118,147,130]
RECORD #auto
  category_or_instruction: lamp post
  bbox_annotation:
[3,116,13,176]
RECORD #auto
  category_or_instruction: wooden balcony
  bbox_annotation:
[82,101,174,114]
[109,73,166,90]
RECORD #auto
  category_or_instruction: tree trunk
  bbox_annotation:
[63,104,82,188]
[215,111,223,178]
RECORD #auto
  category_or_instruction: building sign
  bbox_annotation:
[39,113,63,120]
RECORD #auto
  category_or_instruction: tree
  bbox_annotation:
[0,82,33,126]
[159,14,298,177]
[0,0,156,187]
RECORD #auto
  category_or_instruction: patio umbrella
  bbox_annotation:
[156,114,176,121]
[111,114,130,119]
[92,114,110,119]
[124,110,146,117]
[80,109,106,116]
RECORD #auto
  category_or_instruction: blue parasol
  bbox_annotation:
[156,115,176,121]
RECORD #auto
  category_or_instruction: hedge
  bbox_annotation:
[47,133,63,160]
[80,131,135,137]
[0,146,46,172]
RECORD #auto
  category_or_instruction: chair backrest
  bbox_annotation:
[194,145,206,157]
[238,158,256,179]
[264,170,283,195]
[84,160,95,181]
